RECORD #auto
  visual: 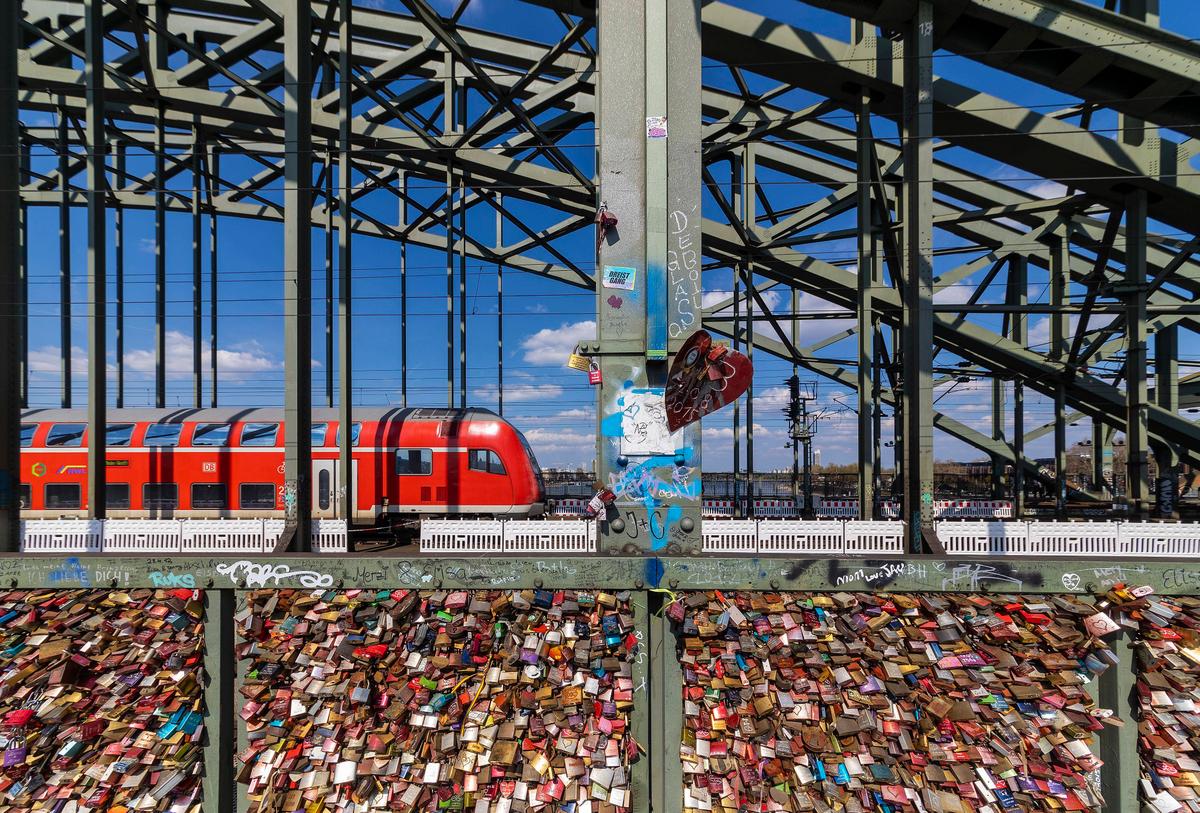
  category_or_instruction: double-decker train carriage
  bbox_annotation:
[18,407,545,524]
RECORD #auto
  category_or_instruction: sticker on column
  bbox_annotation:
[621,389,674,456]
[646,116,667,139]
[602,265,637,290]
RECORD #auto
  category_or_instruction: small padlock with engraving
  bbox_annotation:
[4,735,25,768]
[587,362,602,385]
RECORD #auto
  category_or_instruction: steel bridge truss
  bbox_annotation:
[1,0,1199,550]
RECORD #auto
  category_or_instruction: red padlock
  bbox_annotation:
[587,362,602,385]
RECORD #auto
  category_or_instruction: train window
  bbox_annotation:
[18,485,29,509]
[46,424,85,447]
[240,423,278,447]
[45,483,80,509]
[106,483,130,510]
[317,469,331,510]
[334,422,361,447]
[468,449,506,475]
[144,424,182,447]
[395,448,432,475]
[240,483,276,509]
[143,483,178,509]
[106,424,135,447]
[191,483,227,509]
[19,425,34,447]
[193,423,231,446]
[312,423,328,445]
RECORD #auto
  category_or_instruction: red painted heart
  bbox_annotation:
[664,330,753,432]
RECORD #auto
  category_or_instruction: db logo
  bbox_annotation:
[202,462,216,473]
[30,463,46,478]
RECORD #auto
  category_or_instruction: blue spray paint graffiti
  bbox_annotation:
[48,558,90,587]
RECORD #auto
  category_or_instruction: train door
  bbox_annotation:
[312,460,358,519]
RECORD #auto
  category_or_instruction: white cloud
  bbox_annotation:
[520,320,596,365]
[934,283,974,305]
[701,289,781,313]
[1027,180,1068,200]
[29,344,89,374]
[123,331,277,375]
[138,238,156,255]
[473,382,564,402]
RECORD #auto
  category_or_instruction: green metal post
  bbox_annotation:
[856,91,875,519]
[595,0,702,554]
[85,0,106,520]
[202,589,234,812]
[1051,228,1069,518]
[902,1,936,551]
[1098,628,1138,813]
[1155,324,1179,517]
[339,0,354,532]
[0,0,19,550]
[1125,189,1150,520]
[282,0,313,551]
[1010,256,1027,517]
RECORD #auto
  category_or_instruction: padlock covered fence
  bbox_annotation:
[0,555,1196,812]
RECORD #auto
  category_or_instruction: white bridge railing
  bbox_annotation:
[21,519,349,554]
[20,517,1200,558]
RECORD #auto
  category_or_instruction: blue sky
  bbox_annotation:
[20,0,1200,472]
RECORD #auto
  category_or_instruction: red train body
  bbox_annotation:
[18,407,545,523]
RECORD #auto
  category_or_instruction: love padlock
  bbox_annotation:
[587,362,602,385]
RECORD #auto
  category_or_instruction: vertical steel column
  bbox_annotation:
[1010,255,1027,517]
[459,172,468,409]
[792,288,800,512]
[207,146,219,407]
[85,0,106,519]
[902,1,935,552]
[399,171,407,408]
[742,147,755,514]
[496,194,504,416]
[338,0,354,528]
[445,162,455,408]
[192,123,203,408]
[115,145,124,408]
[282,0,313,551]
[0,0,20,549]
[1125,189,1150,519]
[150,0,166,409]
[991,376,1005,498]
[856,92,875,519]
[744,266,754,513]
[200,590,234,812]
[325,142,334,408]
[154,104,166,408]
[595,0,702,553]
[57,102,70,409]
[730,161,741,517]
[664,0,702,542]
[17,139,26,411]
[1050,228,1069,518]
[1099,627,1138,813]
[17,154,26,411]
[1154,324,1178,517]
[1092,420,1106,495]
[444,51,456,411]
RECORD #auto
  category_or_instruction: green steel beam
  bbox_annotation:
[282,0,313,551]
[0,1,17,551]
[84,0,105,521]
[902,1,936,551]
[797,0,1200,132]
[3,555,1198,595]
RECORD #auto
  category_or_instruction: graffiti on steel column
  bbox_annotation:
[667,205,699,338]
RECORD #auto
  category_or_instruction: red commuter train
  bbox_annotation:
[18,407,545,524]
